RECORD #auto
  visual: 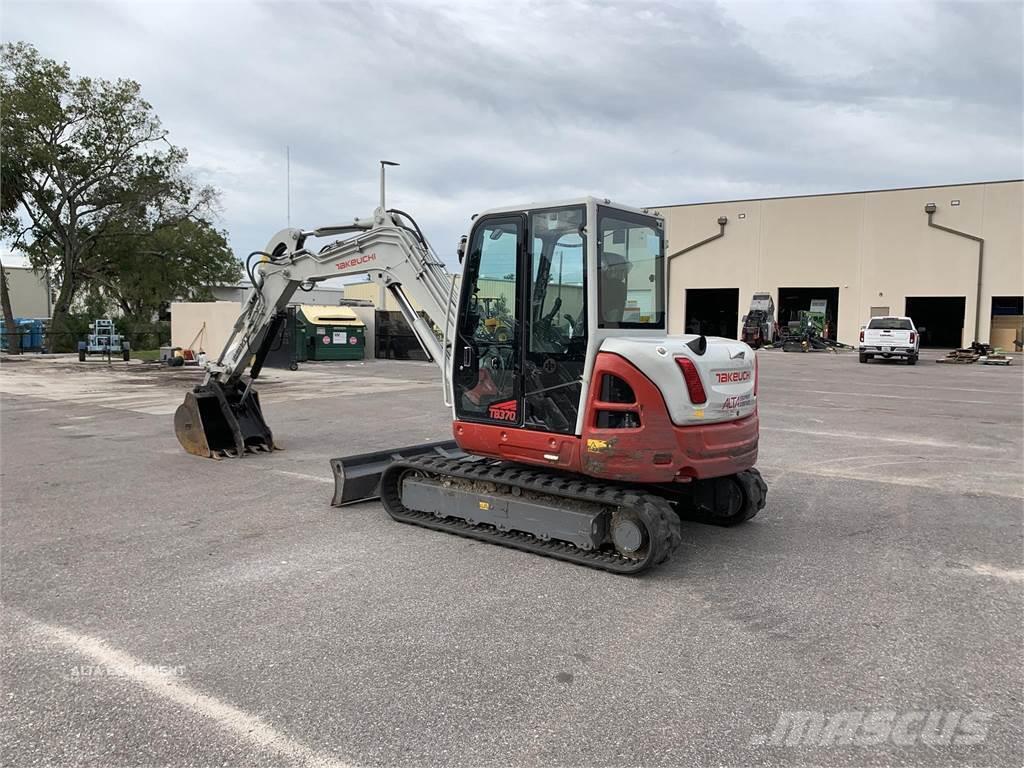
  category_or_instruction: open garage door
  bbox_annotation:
[905,296,965,348]
[991,296,1023,351]
[778,287,839,341]
[684,288,739,339]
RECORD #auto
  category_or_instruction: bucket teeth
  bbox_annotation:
[174,381,275,459]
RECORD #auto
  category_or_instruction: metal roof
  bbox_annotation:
[652,179,1023,210]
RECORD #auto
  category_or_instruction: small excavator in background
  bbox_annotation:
[174,164,766,574]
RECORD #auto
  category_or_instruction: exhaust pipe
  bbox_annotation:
[174,380,275,458]
[686,335,707,356]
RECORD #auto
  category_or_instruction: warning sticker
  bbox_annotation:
[322,335,331,344]
[332,332,345,344]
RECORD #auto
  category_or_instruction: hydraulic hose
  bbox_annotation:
[387,208,428,248]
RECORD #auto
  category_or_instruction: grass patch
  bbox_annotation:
[131,349,162,362]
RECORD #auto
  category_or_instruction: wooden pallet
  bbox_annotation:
[936,350,980,364]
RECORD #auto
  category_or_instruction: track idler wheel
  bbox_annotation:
[174,381,275,458]
[690,468,768,527]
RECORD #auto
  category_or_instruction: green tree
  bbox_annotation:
[87,216,237,318]
[0,42,238,350]
[1,155,23,353]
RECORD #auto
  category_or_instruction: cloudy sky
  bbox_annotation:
[3,0,1022,269]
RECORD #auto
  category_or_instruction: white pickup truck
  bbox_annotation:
[859,316,920,365]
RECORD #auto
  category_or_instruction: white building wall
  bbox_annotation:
[658,180,1023,346]
[4,266,50,318]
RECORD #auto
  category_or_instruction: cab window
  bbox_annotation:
[597,209,664,329]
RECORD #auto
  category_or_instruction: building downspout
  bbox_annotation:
[664,216,728,338]
[924,203,985,344]
[666,216,728,261]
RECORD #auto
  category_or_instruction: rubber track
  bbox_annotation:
[736,468,769,524]
[379,456,683,575]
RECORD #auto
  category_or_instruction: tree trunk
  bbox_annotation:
[47,272,77,352]
[0,263,21,354]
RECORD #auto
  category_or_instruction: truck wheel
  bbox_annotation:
[289,362,298,371]
[907,355,917,365]
[78,350,86,362]
[123,349,130,362]
[859,352,868,363]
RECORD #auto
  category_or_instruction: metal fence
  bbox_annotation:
[1,329,171,354]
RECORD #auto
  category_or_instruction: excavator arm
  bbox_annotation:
[175,173,459,458]
[209,219,454,384]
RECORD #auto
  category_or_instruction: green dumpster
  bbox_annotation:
[295,306,366,361]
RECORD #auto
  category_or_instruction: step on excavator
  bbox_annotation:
[174,164,767,574]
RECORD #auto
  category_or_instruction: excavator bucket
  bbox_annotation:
[174,382,275,458]
[330,440,465,506]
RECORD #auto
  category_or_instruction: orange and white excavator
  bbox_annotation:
[174,164,766,574]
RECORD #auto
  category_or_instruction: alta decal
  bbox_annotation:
[715,370,752,383]
[488,400,517,421]
[722,393,753,409]
[335,253,377,271]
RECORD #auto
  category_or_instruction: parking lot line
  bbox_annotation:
[759,465,1023,499]
[817,381,1022,396]
[792,389,1000,405]
[759,426,999,451]
[17,610,352,768]
[272,469,334,484]
[969,563,1024,583]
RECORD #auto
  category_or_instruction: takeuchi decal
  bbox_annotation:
[715,370,751,384]
[488,400,517,422]
[336,253,377,271]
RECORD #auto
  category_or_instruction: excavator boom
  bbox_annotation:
[174,164,457,458]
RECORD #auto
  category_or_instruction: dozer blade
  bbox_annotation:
[330,440,465,506]
[174,382,275,458]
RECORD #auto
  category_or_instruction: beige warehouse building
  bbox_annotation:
[656,180,1023,349]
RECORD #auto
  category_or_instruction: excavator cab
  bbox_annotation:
[451,200,664,438]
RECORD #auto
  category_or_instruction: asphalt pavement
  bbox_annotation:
[2,350,1021,767]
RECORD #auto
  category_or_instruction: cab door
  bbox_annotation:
[453,215,525,425]
[523,206,587,435]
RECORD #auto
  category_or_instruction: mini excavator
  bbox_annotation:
[174,164,766,574]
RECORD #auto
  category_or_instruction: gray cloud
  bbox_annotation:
[3,0,1021,269]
